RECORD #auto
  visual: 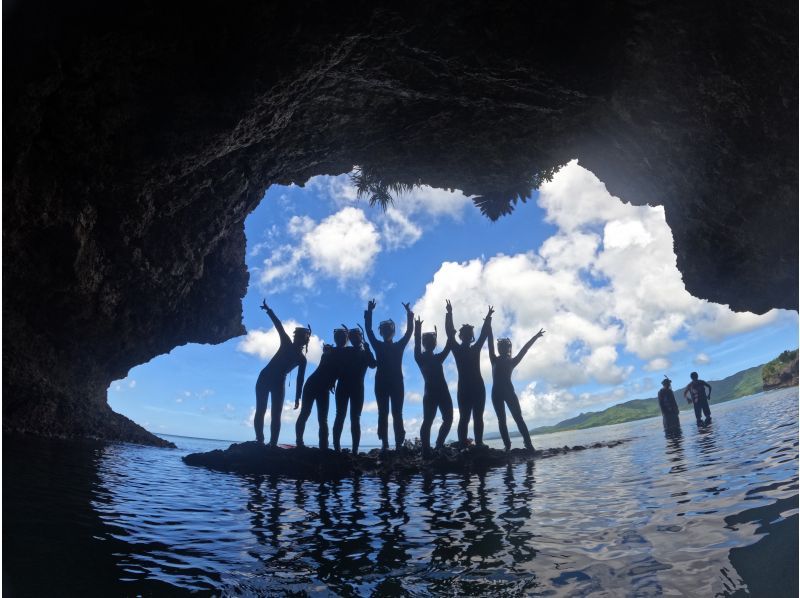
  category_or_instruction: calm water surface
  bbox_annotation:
[4,388,798,596]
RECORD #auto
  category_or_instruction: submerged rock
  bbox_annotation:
[183,439,631,480]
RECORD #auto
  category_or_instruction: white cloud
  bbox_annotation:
[363,400,379,413]
[407,391,423,404]
[644,357,672,372]
[128,379,137,388]
[693,353,711,365]
[410,160,783,421]
[225,403,236,412]
[237,319,324,366]
[381,207,422,249]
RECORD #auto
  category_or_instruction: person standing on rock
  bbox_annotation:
[364,299,414,451]
[295,327,348,449]
[445,300,494,447]
[683,371,712,426]
[413,315,455,457]
[333,325,377,454]
[487,323,543,451]
[657,376,681,433]
[254,300,309,446]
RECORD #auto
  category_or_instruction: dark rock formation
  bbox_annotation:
[4,1,796,444]
[182,439,630,480]
[762,353,799,391]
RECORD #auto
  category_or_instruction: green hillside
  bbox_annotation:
[511,353,793,438]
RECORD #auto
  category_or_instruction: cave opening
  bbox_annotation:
[107,163,797,446]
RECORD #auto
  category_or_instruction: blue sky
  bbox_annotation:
[109,161,798,444]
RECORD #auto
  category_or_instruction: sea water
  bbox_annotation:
[3,388,797,596]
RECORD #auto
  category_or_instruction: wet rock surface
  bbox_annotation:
[183,439,632,480]
[4,1,796,444]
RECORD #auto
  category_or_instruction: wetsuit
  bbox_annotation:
[488,328,536,450]
[414,326,455,451]
[445,310,490,446]
[255,309,306,445]
[684,379,712,424]
[296,346,343,449]
[658,386,681,432]
[365,308,413,449]
[333,341,377,453]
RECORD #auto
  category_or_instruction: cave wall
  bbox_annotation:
[4,0,796,444]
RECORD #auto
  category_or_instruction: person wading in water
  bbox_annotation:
[657,376,681,434]
[364,299,414,451]
[445,300,493,448]
[332,325,377,454]
[414,313,455,457]
[683,371,712,426]
[254,300,309,446]
[487,323,544,451]
[295,327,348,449]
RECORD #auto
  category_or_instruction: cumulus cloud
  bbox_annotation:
[256,207,380,291]
[411,160,783,420]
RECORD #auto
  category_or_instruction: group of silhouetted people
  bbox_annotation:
[658,372,713,432]
[255,299,545,455]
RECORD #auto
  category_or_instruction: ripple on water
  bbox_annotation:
[3,387,798,596]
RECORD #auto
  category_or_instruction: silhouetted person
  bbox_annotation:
[332,325,377,453]
[413,315,454,456]
[683,371,712,426]
[657,376,681,433]
[365,299,413,451]
[254,300,309,446]
[488,323,544,451]
[295,328,348,449]
[445,300,493,447]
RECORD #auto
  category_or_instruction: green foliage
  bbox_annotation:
[350,163,564,218]
[762,349,798,382]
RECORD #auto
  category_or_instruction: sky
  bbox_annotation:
[109,160,798,444]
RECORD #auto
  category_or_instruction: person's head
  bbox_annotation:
[458,324,475,345]
[422,331,437,352]
[662,376,671,388]
[690,371,699,380]
[293,327,312,352]
[378,319,395,341]
[321,343,334,355]
[348,327,363,347]
[333,327,348,347]
[497,338,512,357]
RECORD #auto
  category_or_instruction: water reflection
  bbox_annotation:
[3,388,798,595]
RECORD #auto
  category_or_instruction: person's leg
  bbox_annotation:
[332,387,348,451]
[473,386,486,446]
[701,397,711,422]
[507,393,533,450]
[376,383,390,450]
[350,386,365,454]
[317,390,330,449]
[269,384,285,446]
[693,400,703,424]
[456,386,471,446]
[435,392,454,449]
[391,381,406,449]
[295,387,315,446]
[492,392,511,449]
[420,393,436,451]
[254,384,267,443]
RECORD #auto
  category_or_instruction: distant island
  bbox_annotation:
[489,349,798,439]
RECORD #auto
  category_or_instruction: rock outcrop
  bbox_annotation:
[762,352,799,391]
[183,440,630,480]
[4,1,796,444]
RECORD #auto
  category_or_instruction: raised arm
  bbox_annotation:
[364,300,379,347]
[437,330,453,363]
[512,328,544,369]
[413,316,423,364]
[295,356,307,403]
[487,322,497,365]
[445,300,456,340]
[261,299,290,344]
[399,302,414,348]
[474,306,495,350]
